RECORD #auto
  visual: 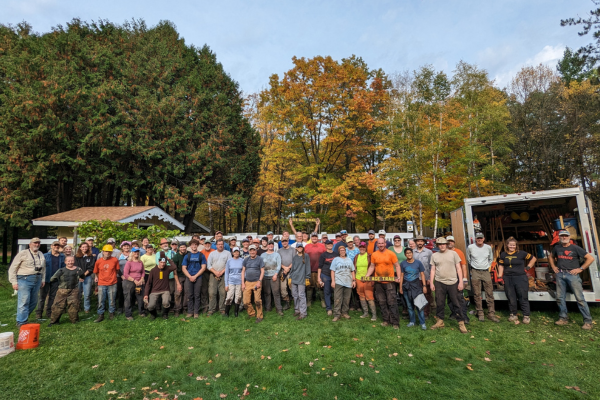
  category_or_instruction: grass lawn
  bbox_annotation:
[0,268,599,400]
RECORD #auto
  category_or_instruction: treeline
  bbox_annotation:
[237,56,600,236]
[0,19,261,243]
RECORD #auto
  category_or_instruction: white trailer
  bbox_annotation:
[451,187,600,303]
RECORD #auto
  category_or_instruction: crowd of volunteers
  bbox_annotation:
[8,217,595,332]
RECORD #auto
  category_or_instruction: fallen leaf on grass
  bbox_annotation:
[282,349,289,352]
[558,339,565,342]
[215,373,221,378]
[160,346,164,349]
[484,358,491,362]
[89,383,104,391]
[359,377,364,381]
[530,342,535,345]
[278,365,282,370]
[455,358,463,361]
[208,360,213,363]
[541,339,546,343]
[353,338,359,341]
[188,372,194,377]
[141,387,150,390]
[154,337,159,340]
[356,354,363,358]
[220,394,227,398]
[309,362,314,367]
[244,329,250,332]
[188,346,194,350]
[485,351,490,355]
[466,364,474,371]
[408,354,413,357]
[107,391,118,395]
[430,340,436,343]
[91,365,99,369]
[261,355,265,360]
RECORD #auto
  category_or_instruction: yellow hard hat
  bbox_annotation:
[510,212,520,221]
[102,244,114,252]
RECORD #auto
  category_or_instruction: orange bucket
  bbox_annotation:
[17,323,40,350]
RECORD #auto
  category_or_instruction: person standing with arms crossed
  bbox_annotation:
[466,233,500,322]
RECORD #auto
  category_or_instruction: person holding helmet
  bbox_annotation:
[467,233,500,322]
[224,247,244,317]
[429,237,468,333]
[9,238,46,327]
[549,230,595,330]
[92,245,120,322]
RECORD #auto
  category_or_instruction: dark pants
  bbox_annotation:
[435,281,465,322]
[185,276,202,314]
[333,285,352,317]
[320,273,333,311]
[122,280,145,317]
[200,273,210,312]
[262,276,282,311]
[37,280,59,318]
[374,282,399,325]
[116,276,124,311]
[50,288,80,323]
[423,286,434,317]
[174,275,186,312]
[504,274,530,316]
[449,291,470,322]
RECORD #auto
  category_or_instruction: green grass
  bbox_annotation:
[0,268,599,400]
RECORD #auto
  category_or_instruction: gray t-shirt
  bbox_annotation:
[330,256,355,288]
[413,247,433,281]
[278,247,295,268]
[207,250,232,273]
[261,252,281,277]
[242,256,264,282]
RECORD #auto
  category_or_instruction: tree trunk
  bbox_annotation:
[183,201,198,234]
[208,202,214,234]
[10,226,18,266]
[243,197,251,232]
[114,186,122,207]
[346,204,352,232]
[2,221,7,264]
[256,196,265,235]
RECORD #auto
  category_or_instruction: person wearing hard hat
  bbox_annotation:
[550,230,595,330]
[467,233,500,323]
[429,237,468,333]
[9,238,46,327]
[92,245,120,322]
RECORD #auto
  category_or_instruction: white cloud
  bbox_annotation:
[492,44,565,88]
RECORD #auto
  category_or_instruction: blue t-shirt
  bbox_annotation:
[279,239,296,248]
[333,241,348,253]
[330,256,355,288]
[182,252,206,276]
[400,260,425,282]
[211,243,231,251]
[225,258,244,286]
[346,247,360,261]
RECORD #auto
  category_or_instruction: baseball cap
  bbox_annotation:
[368,230,376,234]
[171,239,179,244]
[296,242,304,248]
[252,238,260,243]
[52,240,60,246]
[335,232,342,237]
[131,247,140,252]
[446,236,455,242]
[311,232,318,237]
[321,232,328,236]
[160,238,169,245]
[415,235,426,241]
[267,231,273,235]
[346,236,353,243]
[242,238,249,243]
[475,232,485,239]
[281,237,289,242]
[325,240,333,245]
[268,240,274,245]
[249,244,257,250]
[158,257,166,263]
[393,235,401,240]
[232,246,240,253]
[30,237,41,244]
[378,229,386,235]
[359,241,367,248]
[340,230,348,235]
[558,230,570,236]
[121,241,132,247]
[215,231,223,235]
[107,238,116,244]
[85,237,94,241]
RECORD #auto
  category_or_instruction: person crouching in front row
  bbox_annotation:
[144,257,177,320]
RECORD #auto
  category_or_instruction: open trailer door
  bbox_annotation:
[585,196,600,257]
[450,207,467,256]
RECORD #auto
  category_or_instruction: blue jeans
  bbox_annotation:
[556,271,592,323]
[403,292,425,325]
[16,274,42,325]
[98,284,117,315]
[320,273,333,311]
[79,274,94,312]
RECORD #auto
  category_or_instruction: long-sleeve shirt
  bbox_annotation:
[144,264,176,296]
[9,248,46,284]
[123,260,145,281]
[260,252,281,278]
[75,254,96,275]
[50,267,85,290]
[225,258,244,286]
[44,252,65,283]
[467,244,493,270]
[289,253,311,285]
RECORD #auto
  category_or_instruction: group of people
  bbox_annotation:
[8,222,595,332]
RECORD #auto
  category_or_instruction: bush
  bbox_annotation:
[77,220,182,248]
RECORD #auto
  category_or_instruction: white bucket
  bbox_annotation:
[0,332,15,357]
[536,267,549,280]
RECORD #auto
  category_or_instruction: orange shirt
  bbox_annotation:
[452,248,466,266]
[93,257,119,286]
[370,249,398,283]
[201,248,214,264]
[367,239,378,255]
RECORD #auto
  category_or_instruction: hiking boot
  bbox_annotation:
[224,304,231,317]
[294,311,300,317]
[392,325,399,330]
[109,313,115,320]
[321,300,326,308]
[206,312,213,317]
[523,316,530,324]
[220,310,226,315]
[478,313,485,322]
[255,318,263,323]
[283,301,291,311]
[430,319,445,330]
[149,309,157,320]
[458,321,468,334]
[582,323,593,330]
[94,314,104,323]
[349,306,356,311]
[36,312,42,319]
[368,300,377,321]
[487,313,500,323]
[296,315,306,320]
[174,311,180,318]
[360,300,369,318]
[332,317,340,322]
[508,314,518,323]
[381,322,389,327]
[194,314,199,319]
[186,313,193,318]
[555,318,569,326]
[277,310,284,316]
[327,310,332,316]
[342,314,351,319]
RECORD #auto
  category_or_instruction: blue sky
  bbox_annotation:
[3,0,595,93]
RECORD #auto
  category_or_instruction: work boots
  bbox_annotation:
[458,321,468,334]
[283,301,290,311]
[224,304,231,317]
[162,308,169,320]
[234,303,240,317]
[109,313,115,320]
[367,300,377,321]
[94,313,104,323]
[360,300,369,318]
[487,313,500,323]
[508,314,519,325]
[149,309,158,320]
[430,319,445,330]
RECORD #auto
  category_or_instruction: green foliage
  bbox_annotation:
[76,219,181,247]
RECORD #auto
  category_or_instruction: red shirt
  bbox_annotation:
[304,242,326,272]
[93,257,119,286]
